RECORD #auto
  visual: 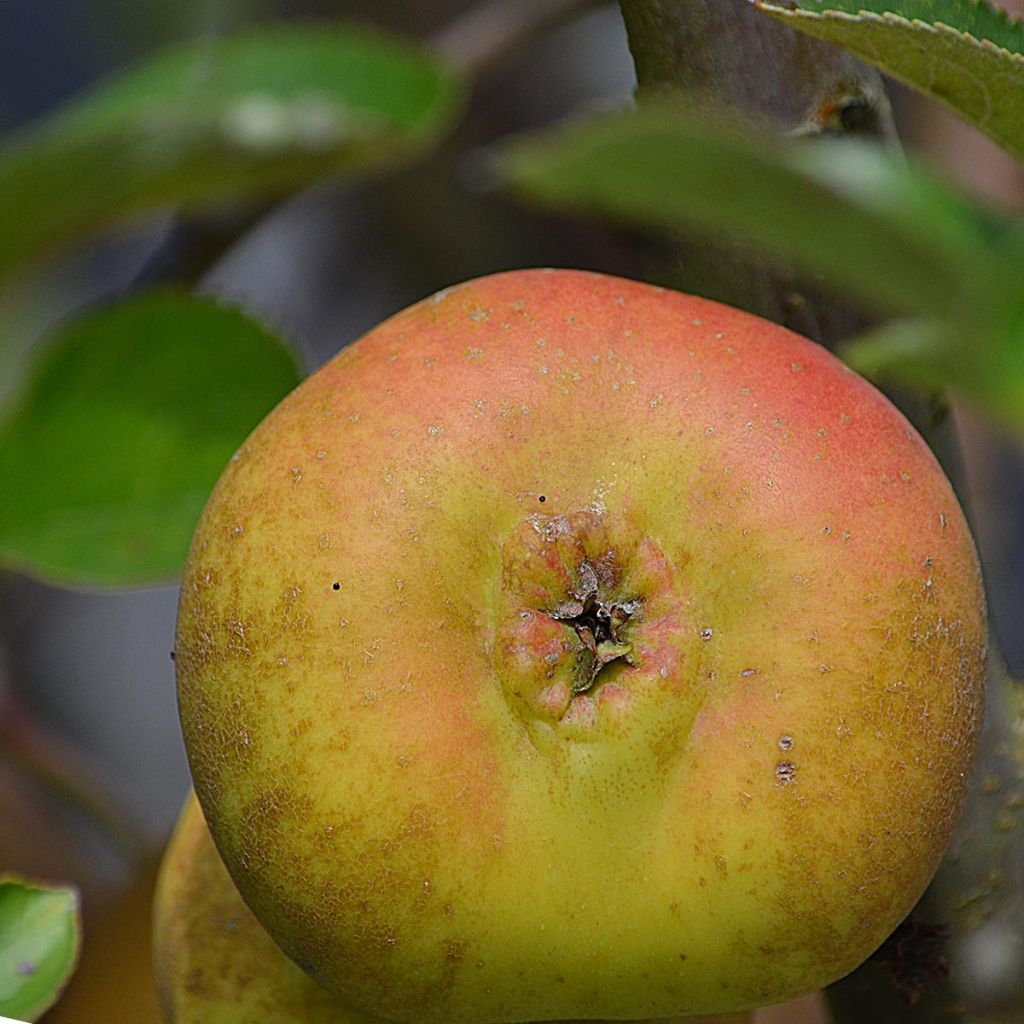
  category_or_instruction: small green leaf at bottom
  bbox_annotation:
[0,877,81,1022]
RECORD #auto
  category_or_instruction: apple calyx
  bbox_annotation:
[496,507,687,743]
[549,575,638,694]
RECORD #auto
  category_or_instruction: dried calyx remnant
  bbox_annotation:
[547,556,640,694]
[496,509,672,731]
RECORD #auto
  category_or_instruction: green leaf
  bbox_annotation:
[754,0,1024,162]
[840,216,1024,437]
[501,101,996,318]
[0,293,301,587]
[503,101,1024,437]
[0,877,80,1022]
[842,318,953,382]
[843,298,1024,440]
[0,23,465,281]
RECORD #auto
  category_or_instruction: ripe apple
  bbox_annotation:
[153,791,746,1024]
[175,268,986,1022]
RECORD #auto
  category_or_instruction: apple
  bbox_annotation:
[153,791,746,1024]
[153,791,381,1024]
[175,268,986,1022]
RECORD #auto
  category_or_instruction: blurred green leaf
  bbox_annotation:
[503,101,1024,437]
[0,877,80,1022]
[842,223,1024,436]
[754,0,1024,162]
[0,293,300,587]
[842,319,959,392]
[851,326,1024,428]
[0,23,465,282]
[502,101,996,318]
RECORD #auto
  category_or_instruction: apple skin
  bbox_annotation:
[153,791,739,1024]
[176,268,986,1022]
[153,792,375,1024]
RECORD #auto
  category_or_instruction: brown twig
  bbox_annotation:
[431,0,606,75]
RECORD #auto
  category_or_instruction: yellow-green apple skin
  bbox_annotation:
[153,792,375,1024]
[153,791,738,1024]
[176,268,987,1022]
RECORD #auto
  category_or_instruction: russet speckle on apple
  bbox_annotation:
[175,268,986,1022]
[153,790,749,1023]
